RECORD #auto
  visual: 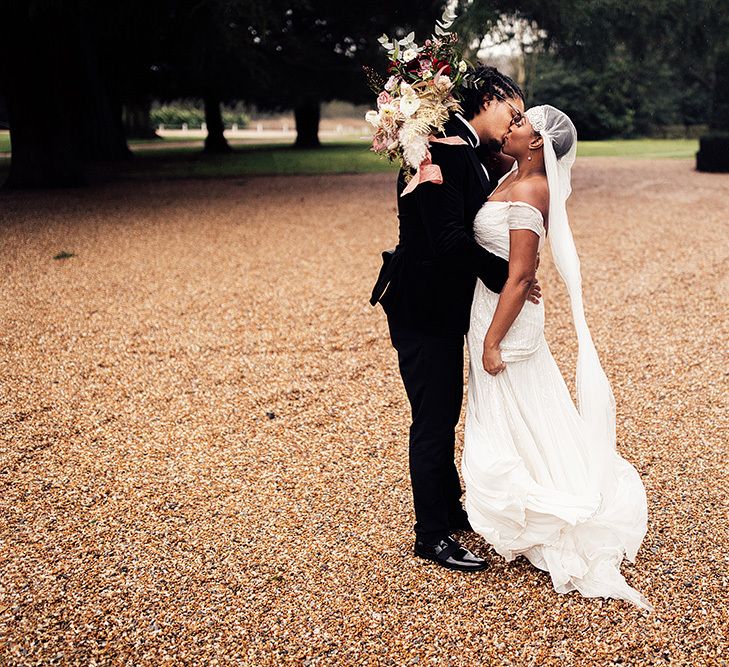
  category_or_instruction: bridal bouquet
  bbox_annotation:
[363,7,472,187]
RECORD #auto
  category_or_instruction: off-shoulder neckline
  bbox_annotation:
[484,200,544,220]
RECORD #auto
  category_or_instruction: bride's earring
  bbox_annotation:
[527,153,532,161]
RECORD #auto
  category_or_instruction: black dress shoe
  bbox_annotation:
[414,535,488,572]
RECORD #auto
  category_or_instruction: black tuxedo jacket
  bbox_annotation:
[370,116,509,336]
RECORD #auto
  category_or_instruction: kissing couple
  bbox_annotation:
[369,64,653,611]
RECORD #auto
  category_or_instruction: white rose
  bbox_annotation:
[379,102,398,116]
[399,95,421,117]
[398,82,421,116]
[458,60,467,73]
[365,110,381,127]
[402,48,418,62]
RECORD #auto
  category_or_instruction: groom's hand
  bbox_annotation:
[526,253,541,304]
[527,276,541,304]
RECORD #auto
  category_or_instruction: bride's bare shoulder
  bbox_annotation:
[510,176,549,220]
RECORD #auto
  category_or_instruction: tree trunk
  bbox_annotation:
[123,97,159,139]
[203,95,231,153]
[294,99,321,148]
[4,86,87,189]
[1,6,86,188]
[697,46,729,172]
[75,12,131,161]
[0,94,8,128]
[709,47,729,131]
[1,3,130,188]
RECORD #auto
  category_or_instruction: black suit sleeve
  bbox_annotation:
[412,144,508,293]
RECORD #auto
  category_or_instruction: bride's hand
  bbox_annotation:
[483,342,506,376]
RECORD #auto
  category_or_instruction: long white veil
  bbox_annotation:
[526,105,616,490]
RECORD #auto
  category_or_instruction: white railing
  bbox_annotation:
[156,123,371,136]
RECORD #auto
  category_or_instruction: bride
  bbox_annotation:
[462,105,653,611]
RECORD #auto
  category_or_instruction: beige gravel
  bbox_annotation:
[0,159,727,665]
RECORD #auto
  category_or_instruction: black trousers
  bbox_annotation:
[387,317,470,544]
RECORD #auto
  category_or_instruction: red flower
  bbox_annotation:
[434,59,452,76]
[405,57,421,73]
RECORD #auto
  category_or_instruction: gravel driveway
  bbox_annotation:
[1,160,726,664]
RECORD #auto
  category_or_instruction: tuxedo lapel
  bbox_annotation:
[465,148,493,197]
[441,118,493,197]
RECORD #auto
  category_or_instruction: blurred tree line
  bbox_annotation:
[147,102,250,130]
[0,0,726,187]
[461,0,728,141]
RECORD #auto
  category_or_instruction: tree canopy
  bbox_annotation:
[1,0,727,186]
[458,0,728,138]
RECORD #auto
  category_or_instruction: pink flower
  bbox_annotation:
[377,91,392,108]
[372,132,389,152]
[380,113,397,132]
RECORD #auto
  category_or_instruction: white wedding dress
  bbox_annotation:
[462,200,653,611]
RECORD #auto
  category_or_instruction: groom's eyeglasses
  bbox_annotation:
[493,92,525,128]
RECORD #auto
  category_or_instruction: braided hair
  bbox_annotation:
[459,65,524,120]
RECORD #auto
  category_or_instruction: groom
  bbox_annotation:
[370,66,538,572]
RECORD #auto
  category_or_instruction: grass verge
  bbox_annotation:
[0,134,699,184]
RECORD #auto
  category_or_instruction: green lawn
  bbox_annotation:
[578,138,698,159]
[0,132,212,152]
[0,133,699,182]
[119,141,393,179]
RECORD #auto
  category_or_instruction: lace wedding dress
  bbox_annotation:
[462,200,653,611]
